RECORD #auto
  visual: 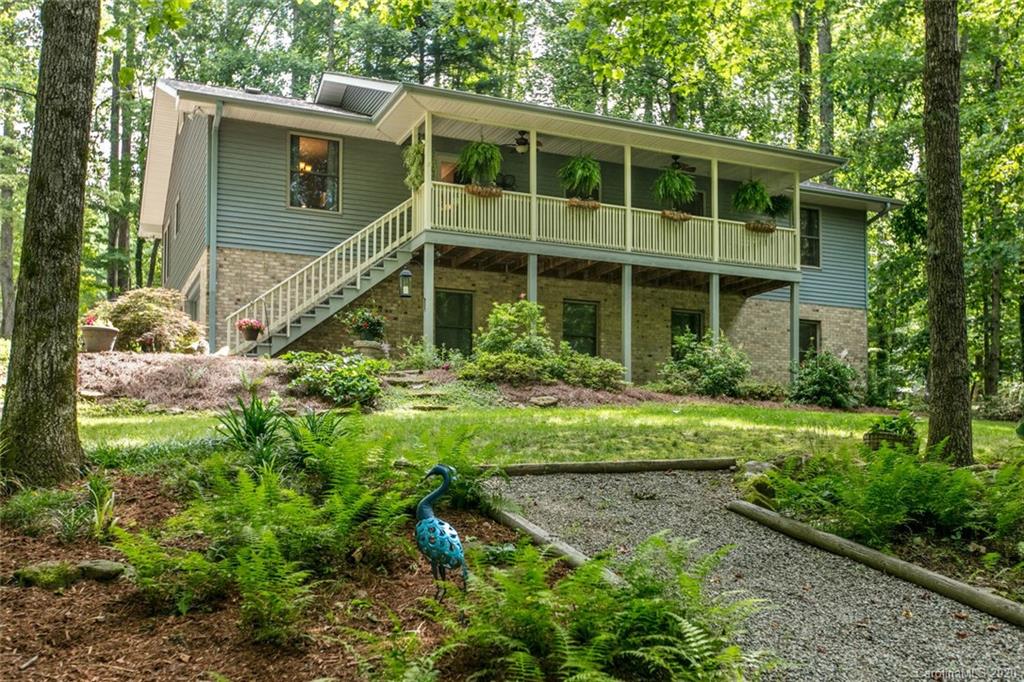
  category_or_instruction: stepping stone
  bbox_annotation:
[76,559,126,582]
[408,391,444,399]
[411,404,448,411]
[386,376,433,387]
[530,396,559,408]
[79,388,105,398]
[13,561,80,590]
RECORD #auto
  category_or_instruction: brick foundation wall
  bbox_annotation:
[214,247,868,384]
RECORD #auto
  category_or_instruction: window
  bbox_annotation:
[435,290,473,356]
[563,300,598,356]
[799,319,821,359]
[172,196,179,238]
[437,153,467,184]
[670,309,703,359]
[289,134,339,211]
[184,281,200,321]
[800,208,821,267]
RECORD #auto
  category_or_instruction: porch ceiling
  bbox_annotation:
[428,246,790,296]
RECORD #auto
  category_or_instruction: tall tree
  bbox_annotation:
[791,0,815,148]
[922,0,972,464]
[817,1,835,180]
[0,117,15,337]
[0,0,100,486]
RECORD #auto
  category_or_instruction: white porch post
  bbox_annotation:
[711,158,720,262]
[709,272,720,344]
[789,282,800,380]
[622,264,633,382]
[793,171,801,270]
[423,113,433,231]
[624,145,632,252]
[529,129,538,240]
[423,243,435,349]
[527,254,538,302]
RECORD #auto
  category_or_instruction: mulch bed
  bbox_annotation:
[0,471,518,681]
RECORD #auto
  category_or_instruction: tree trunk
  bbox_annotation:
[134,236,144,288]
[983,56,1005,396]
[0,117,15,338]
[791,4,814,148]
[147,237,161,287]
[922,0,973,465]
[817,7,834,179]
[106,16,122,298]
[0,0,100,487]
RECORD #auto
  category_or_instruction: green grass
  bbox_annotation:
[78,401,1020,466]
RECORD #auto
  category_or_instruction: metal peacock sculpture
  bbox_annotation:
[415,464,468,597]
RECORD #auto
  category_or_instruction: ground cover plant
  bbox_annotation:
[279,350,391,406]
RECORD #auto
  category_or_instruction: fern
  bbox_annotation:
[652,167,697,211]
[557,155,602,199]
[456,141,503,186]
[403,139,426,191]
[235,531,314,643]
[731,179,773,215]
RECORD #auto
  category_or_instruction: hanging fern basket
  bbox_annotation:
[744,220,777,233]
[660,209,693,222]
[464,184,503,198]
[567,197,601,210]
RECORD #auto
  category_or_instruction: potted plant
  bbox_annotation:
[863,411,919,453]
[558,154,602,209]
[81,314,119,352]
[346,307,387,358]
[402,139,426,192]
[732,180,775,233]
[653,165,697,222]
[456,140,503,197]
[767,193,792,224]
[236,318,266,342]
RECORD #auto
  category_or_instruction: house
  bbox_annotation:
[139,73,900,384]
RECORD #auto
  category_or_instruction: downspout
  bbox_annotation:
[206,101,222,348]
[865,200,892,227]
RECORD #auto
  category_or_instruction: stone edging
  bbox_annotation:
[480,457,736,477]
[727,500,1024,628]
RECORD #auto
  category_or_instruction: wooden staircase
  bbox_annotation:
[226,196,420,356]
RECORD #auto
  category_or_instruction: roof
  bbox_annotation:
[139,75,899,237]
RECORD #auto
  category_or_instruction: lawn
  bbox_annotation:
[79,401,1020,465]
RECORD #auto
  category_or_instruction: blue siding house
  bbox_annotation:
[140,74,899,383]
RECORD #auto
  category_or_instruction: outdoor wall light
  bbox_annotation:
[399,268,413,298]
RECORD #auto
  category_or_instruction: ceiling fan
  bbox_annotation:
[503,130,543,154]
[669,154,696,173]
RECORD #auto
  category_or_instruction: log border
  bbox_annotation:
[480,457,736,477]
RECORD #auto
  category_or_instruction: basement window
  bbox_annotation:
[670,309,703,359]
[563,300,598,356]
[289,134,340,211]
[799,319,821,359]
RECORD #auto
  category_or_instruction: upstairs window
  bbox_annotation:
[800,208,820,267]
[289,135,339,211]
[563,300,598,356]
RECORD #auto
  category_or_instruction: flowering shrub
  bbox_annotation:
[344,307,386,342]
[236,319,266,333]
[87,288,201,353]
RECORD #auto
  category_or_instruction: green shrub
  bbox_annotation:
[280,350,389,406]
[788,350,859,408]
[235,531,314,643]
[217,394,285,459]
[459,351,551,385]
[474,299,555,359]
[394,337,464,371]
[445,537,771,680]
[737,380,787,402]
[547,342,624,390]
[114,528,230,614]
[86,474,118,540]
[87,287,201,352]
[0,488,77,536]
[975,382,1024,422]
[866,411,918,440]
[656,332,751,397]
[985,457,1024,544]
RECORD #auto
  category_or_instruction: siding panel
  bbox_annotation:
[217,119,409,255]
[164,115,208,289]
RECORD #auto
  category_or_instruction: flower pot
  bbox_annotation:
[353,339,385,359]
[241,327,261,342]
[567,197,601,210]
[660,209,693,222]
[81,325,119,352]
[464,184,503,198]
[744,220,777,233]
[863,430,918,453]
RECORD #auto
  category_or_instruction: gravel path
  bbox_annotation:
[489,471,1024,681]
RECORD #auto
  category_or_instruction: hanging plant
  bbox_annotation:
[456,141,503,197]
[558,155,602,208]
[766,194,793,220]
[402,140,425,192]
[653,167,697,222]
[732,180,776,233]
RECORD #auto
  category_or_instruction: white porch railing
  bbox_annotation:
[432,181,531,239]
[225,196,419,352]
[632,209,715,260]
[537,195,627,249]
[718,220,797,269]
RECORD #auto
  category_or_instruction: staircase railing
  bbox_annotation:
[225,195,419,353]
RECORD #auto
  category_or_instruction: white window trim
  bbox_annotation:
[800,207,822,269]
[172,195,180,239]
[286,131,343,214]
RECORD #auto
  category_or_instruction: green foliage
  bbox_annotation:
[444,537,771,680]
[731,180,772,215]
[557,154,602,199]
[345,307,386,341]
[456,140,503,186]
[459,351,552,386]
[402,139,426,191]
[394,337,465,371]
[546,342,624,390]
[217,394,284,458]
[86,474,118,540]
[737,380,787,402]
[652,167,697,210]
[280,350,390,406]
[655,332,751,398]
[87,437,225,475]
[866,411,918,438]
[474,300,555,359]
[87,287,201,352]
[0,488,77,537]
[113,528,230,614]
[789,351,859,409]
[975,382,1024,422]
[766,193,792,219]
[235,531,314,643]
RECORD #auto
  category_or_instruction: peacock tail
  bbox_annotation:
[416,516,465,570]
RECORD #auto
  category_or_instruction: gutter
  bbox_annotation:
[866,201,894,227]
[206,100,222,348]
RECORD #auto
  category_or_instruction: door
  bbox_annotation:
[435,290,474,356]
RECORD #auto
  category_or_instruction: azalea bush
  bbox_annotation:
[87,287,201,353]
